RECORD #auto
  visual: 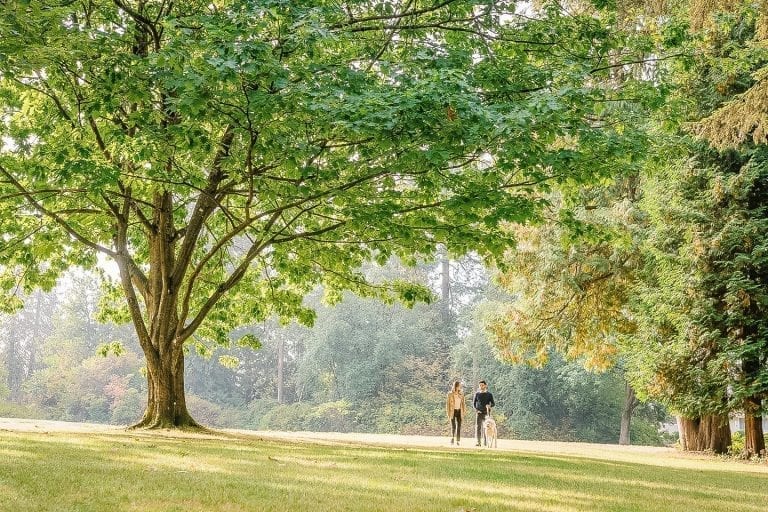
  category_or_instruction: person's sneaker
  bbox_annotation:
[456,440,460,445]
[475,442,481,447]
[450,438,454,445]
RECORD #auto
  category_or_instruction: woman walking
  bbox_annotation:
[446,380,466,445]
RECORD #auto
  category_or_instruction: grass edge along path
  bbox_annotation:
[0,418,765,512]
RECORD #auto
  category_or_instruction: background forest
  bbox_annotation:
[0,260,668,445]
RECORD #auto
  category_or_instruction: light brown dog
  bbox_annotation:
[483,408,498,448]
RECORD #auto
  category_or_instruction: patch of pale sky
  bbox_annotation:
[96,253,121,281]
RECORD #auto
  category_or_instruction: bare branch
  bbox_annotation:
[365,0,414,72]
[345,23,558,46]
[0,224,44,255]
[589,53,687,74]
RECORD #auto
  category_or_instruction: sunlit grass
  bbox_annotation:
[0,425,765,512]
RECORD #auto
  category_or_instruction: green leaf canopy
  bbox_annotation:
[0,1,652,428]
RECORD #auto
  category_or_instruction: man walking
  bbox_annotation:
[473,380,495,446]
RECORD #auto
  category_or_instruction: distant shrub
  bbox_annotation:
[0,401,43,419]
[507,413,576,442]
[186,395,225,426]
[730,431,745,456]
[259,402,315,431]
[305,401,353,432]
[728,431,768,458]
[110,388,144,425]
[659,430,679,447]
[630,420,666,446]
[237,399,280,430]
[253,401,355,432]
[361,398,444,436]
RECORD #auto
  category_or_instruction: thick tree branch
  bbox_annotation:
[177,231,277,343]
[113,0,162,50]
[271,220,348,244]
[87,116,113,163]
[170,125,235,288]
[115,249,154,357]
[110,186,153,354]
[98,185,150,298]
[121,183,156,233]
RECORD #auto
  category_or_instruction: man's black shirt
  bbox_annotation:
[473,391,495,413]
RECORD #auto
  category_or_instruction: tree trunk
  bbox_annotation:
[132,340,198,429]
[742,347,765,457]
[6,323,20,403]
[439,244,451,322]
[677,414,731,454]
[27,291,42,381]
[122,191,203,430]
[619,383,639,445]
[436,246,454,366]
[277,336,285,404]
[743,398,765,458]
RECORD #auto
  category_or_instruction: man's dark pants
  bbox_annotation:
[475,411,487,445]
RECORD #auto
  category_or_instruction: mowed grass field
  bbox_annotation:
[0,419,765,512]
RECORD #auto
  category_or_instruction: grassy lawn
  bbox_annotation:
[0,422,765,512]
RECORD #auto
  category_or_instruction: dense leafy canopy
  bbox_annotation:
[0,0,647,338]
[624,2,768,434]
[2,0,759,447]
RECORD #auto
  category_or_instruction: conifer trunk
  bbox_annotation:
[742,352,765,457]
[439,245,451,322]
[677,415,731,454]
[743,398,765,458]
[277,336,285,404]
[6,323,20,403]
